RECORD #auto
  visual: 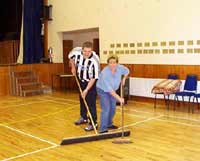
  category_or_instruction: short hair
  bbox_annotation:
[82,41,93,49]
[107,54,119,64]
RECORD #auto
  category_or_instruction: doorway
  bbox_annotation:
[62,27,99,90]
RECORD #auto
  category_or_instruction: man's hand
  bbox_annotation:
[71,66,76,75]
[81,79,95,99]
[81,89,88,99]
[69,59,76,75]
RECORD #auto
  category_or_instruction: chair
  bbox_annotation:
[192,94,200,113]
[165,74,179,109]
[192,85,200,113]
[174,75,197,112]
[168,73,178,80]
[154,74,178,109]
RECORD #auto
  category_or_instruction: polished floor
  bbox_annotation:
[0,91,200,161]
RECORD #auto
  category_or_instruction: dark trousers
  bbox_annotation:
[79,80,97,124]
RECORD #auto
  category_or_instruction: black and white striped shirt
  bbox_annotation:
[68,47,100,82]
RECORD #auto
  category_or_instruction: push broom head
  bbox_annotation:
[112,138,132,144]
[60,130,131,145]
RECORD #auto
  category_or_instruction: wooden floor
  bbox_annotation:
[1,91,200,161]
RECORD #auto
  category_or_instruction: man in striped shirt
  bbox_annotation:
[68,42,100,131]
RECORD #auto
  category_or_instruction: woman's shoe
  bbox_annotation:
[107,125,118,129]
[99,130,108,134]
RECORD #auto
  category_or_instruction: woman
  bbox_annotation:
[96,55,129,133]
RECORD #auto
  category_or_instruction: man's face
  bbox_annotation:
[82,47,92,58]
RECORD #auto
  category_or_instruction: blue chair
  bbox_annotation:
[165,74,179,109]
[168,73,179,80]
[174,75,197,112]
[192,91,200,113]
[154,74,178,109]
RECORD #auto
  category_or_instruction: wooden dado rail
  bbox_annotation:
[1,63,200,96]
[101,64,200,80]
[0,40,19,64]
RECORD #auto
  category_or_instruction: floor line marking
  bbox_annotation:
[128,109,200,123]
[124,113,200,128]
[0,124,58,146]
[1,100,49,109]
[42,96,79,103]
[118,115,164,129]
[156,119,200,128]
[2,105,78,126]
[162,115,200,123]
[1,145,59,161]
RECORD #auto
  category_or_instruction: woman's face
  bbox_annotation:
[108,59,118,71]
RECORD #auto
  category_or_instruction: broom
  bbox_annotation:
[112,78,132,144]
[60,75,131,145]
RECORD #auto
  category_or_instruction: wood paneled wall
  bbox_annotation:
[1,63,200,96]
[0,40,19,64]
[0,66,10,96]
[0,63,64,96]
[101,64,200,80]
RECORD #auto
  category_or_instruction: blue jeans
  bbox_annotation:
[97,88,116,132]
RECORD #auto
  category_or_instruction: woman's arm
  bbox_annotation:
[109,90,124,105]
[121,73,129,86]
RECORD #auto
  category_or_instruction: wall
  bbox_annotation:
[0,66,9,96]
[47,0,200,99]
[48,0,100,63]
[48,0,200,65]
[0,40,19,64]
[0,63,64,96]
[63,29,99,47]
[99,0,200,64]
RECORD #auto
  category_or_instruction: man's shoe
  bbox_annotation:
[84,124,98,131]
[107,125,118,129]
[74,117,88,125]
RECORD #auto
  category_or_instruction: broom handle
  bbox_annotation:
[74,75,98,134]
[120,81,124,139]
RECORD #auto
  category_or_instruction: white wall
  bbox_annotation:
[130,77,200,101]
[99,0,200,64]
[63,30,99,47]
[48,0,200,65]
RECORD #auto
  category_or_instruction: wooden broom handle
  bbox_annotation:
[121,79,125,138]
[74,75,98,134]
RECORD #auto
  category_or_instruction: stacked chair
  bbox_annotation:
[192,89,200,113]
[154,73,178,109]
[174,74,197,113]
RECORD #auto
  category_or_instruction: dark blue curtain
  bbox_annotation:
[23,0,43,64]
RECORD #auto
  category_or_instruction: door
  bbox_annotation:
[93,38,99,57]
[62,40,76,90]
[63,40,73,73]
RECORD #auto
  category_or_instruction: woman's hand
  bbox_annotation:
[121,78,126,86]
[119,97,125,105]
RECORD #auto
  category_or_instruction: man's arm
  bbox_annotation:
[81,55,99,99]
[68,48,80,75]
[69,59,76,75]
[81,78,96,99]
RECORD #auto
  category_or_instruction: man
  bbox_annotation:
[68,41,100,131]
